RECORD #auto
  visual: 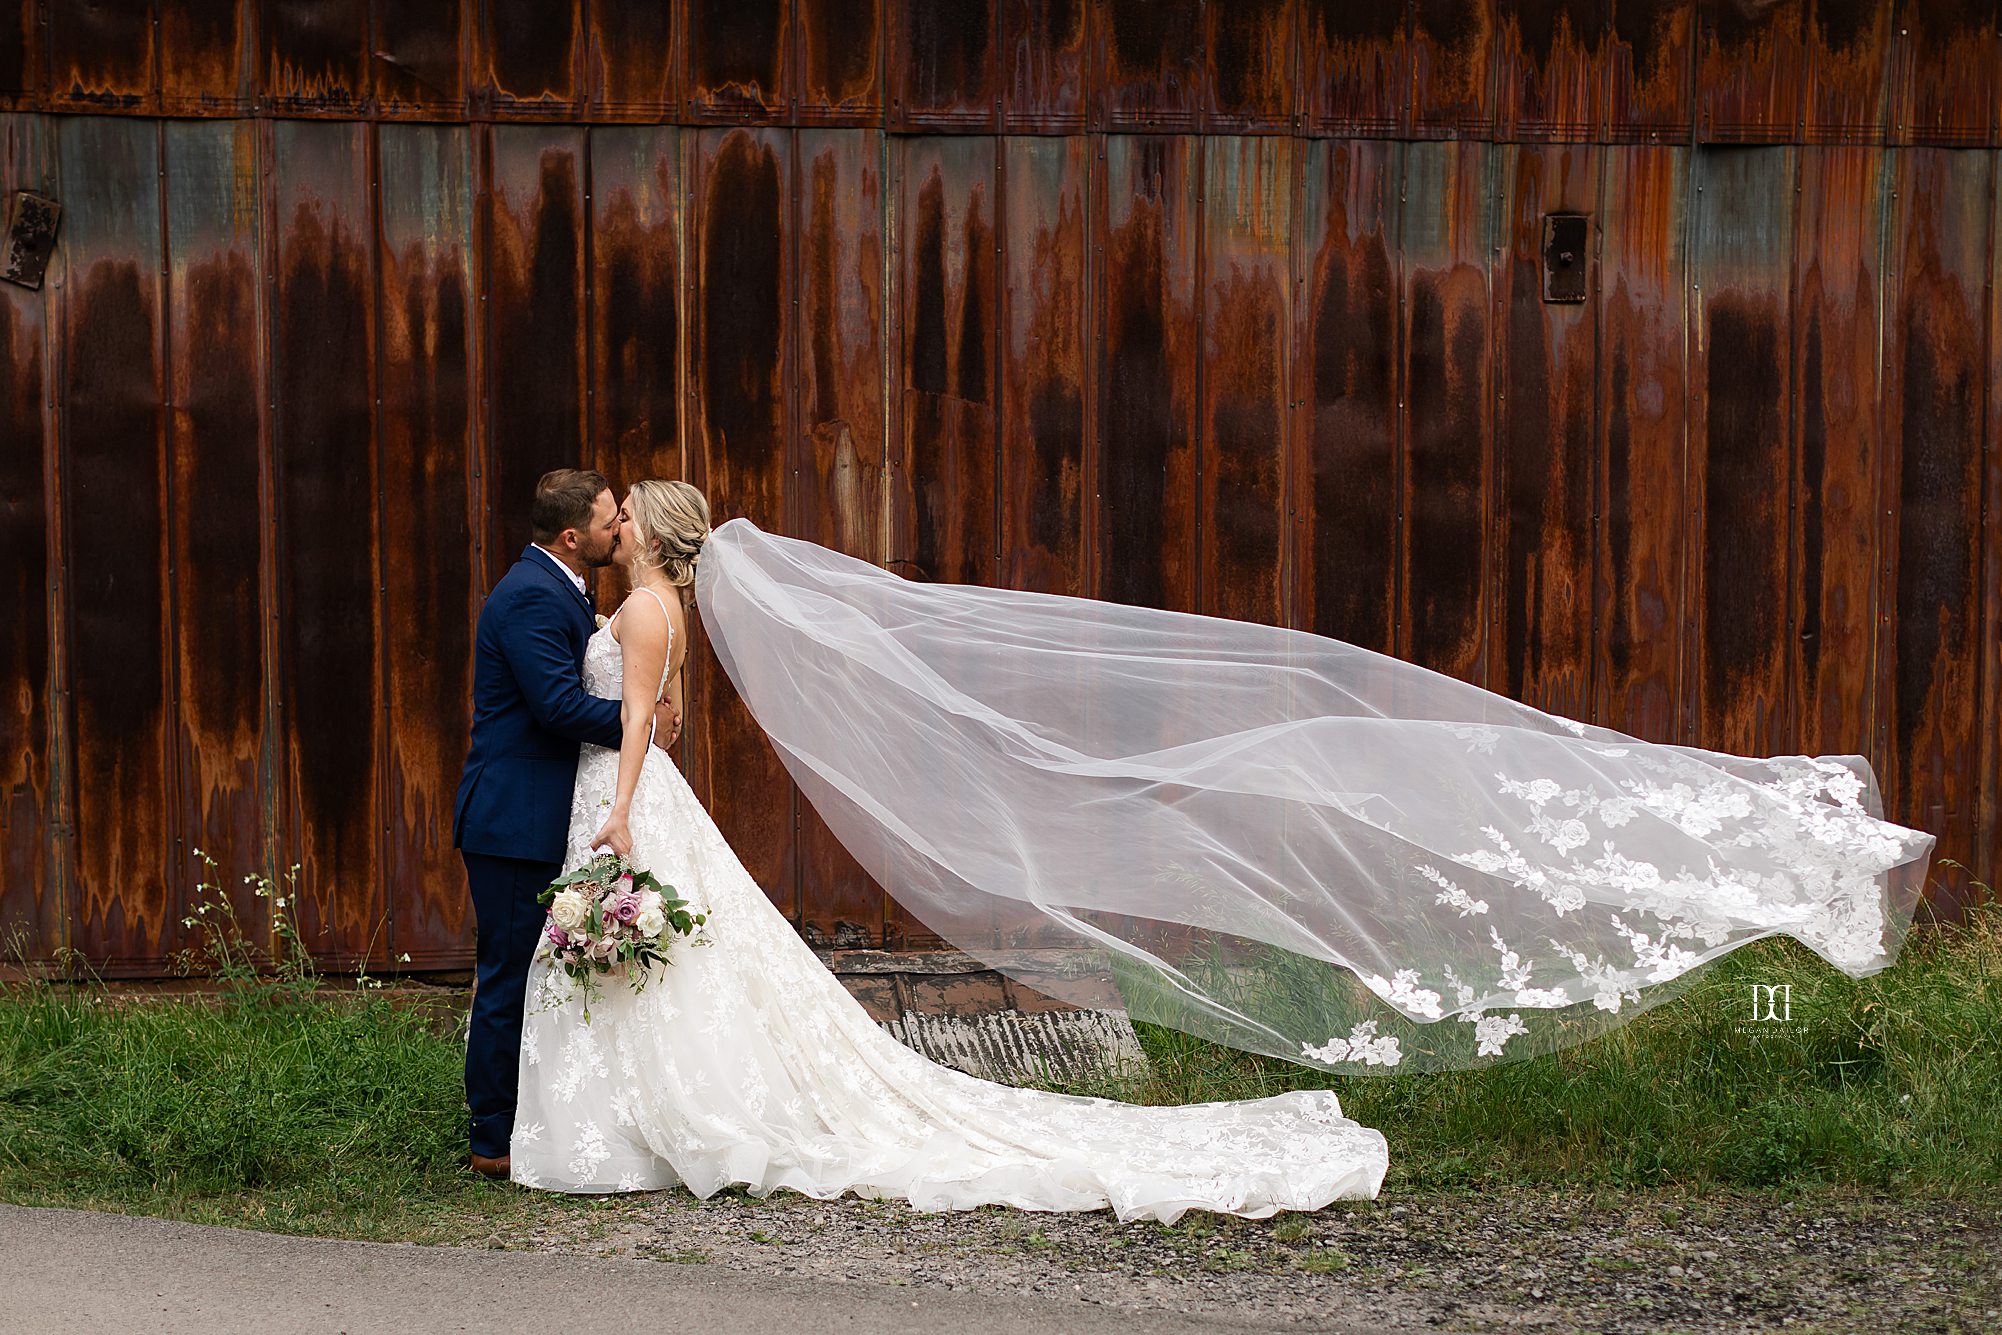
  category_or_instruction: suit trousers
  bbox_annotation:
[463,850,559,1160]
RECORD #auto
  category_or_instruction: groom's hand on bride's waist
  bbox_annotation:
[653,699,681,751]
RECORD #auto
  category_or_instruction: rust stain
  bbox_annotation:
[1496,0,1604,139]
[1606,0,1694,139]
[484,0,579,111]
[590,127,682,493]
[376,1,469,116]
[485,130,587,579]
[1800,0,1889,141]
[1094,0,1204,132]
[1499,145,1598,719]
[263,0,369,114]
[1208,0,1296,131]
[892,0,995,129]
[1411,0,1497,138]
[271,122,380,965]
[160,0,253,115]
[1297,139,1398,652]
[1094,136,1199,612]
[687,0,789,120]
[1400,142,1492,683]
[0,211,50,954]
[1595,145,1685,741]
[379,124,477,962]
[691,127,799,921]
[1695,0,1804,141]
[1002,0,1086,132]
[1889,0,1996,147]
[1304,0,1409,136]
[1201,136,1291,627]
[799,0,882,122]
[1000,135,1086,597]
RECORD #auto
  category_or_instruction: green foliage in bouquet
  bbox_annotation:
[535,852,709,1017]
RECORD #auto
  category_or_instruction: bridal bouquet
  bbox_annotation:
[537,852,707,1009]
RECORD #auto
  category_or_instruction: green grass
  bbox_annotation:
[1096,897,2002,1197]
[0,898,1994,1241]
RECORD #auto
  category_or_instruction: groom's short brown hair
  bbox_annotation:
[530,468,612,543]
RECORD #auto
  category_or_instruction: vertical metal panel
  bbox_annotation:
[1093,135,1199,612]
[586,0,677,119]
[1790,147,1885,758]
[1593,145,1686,740]
[888,134,995,946]
[1207,0,1297,133]
[1302,0,1409,137]
[1887,0,1996,148]
[1495,0,1604,141]
[1091,0,1204,133]
[1690,145,1795,756]
[1982,155,2002,925]
[0,1,38,105]
[48,0,155,112]
[0,114,57,958]
[686,0,791,121]
[1883,147,1990,916]
[798,0,882,124]
[1398,140,1495,682]
[999,134,1086,597]
[163,119,269,950]
[796,127,884,947]
[160,0,254,115]
[1604,0,1694,142]
[262,0,370,115]
[589,126,683,488]
[1291,137,1400,652]
[269,119,381,963]
[58,116,173,969]
[1199,134,1292,626]
[687,126,799,919]
[378,123,477,964]
[482,0,583,115]
[894,135,996,588]
[1800,0,1889,142]
[483,125,587,580]
[373,0,471,119]
[1410,0,1497,139]
[1001,0,1087,132]
[889,0,998,130]
[1496,144,1600,717]
[1695,0,1803,142]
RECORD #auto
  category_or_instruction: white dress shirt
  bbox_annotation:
[531,544,588,598]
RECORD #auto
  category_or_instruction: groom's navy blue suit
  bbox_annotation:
[454,545,622,1160]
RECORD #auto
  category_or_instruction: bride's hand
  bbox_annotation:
[590,810,634,859]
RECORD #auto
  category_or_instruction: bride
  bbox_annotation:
[510,480,1392,1221]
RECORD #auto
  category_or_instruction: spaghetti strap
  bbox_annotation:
[609,585,676,650]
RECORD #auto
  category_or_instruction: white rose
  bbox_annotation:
[637,888,663,915]
[549,888,590,932]
[634,905,666,938]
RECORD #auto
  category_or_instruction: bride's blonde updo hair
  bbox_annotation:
[626,479,712,594]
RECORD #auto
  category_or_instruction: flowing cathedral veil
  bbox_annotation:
[693,518,1936,1072]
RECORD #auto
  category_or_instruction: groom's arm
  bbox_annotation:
[496,589,624,750]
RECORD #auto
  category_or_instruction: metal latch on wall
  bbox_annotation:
[1541,213,1588,304]
[3,191,60,291]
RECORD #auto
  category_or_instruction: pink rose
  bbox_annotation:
[610,891,642,925]
[545,922,570,949]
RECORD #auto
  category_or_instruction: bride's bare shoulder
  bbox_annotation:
[608,588,673,649]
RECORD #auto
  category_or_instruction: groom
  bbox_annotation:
[452,468,677,1179]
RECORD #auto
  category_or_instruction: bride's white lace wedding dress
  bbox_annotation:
[509,615,1390,1222]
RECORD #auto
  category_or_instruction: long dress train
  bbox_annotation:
[510,618,1390,1223]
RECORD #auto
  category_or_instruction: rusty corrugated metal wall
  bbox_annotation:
[0,0,1996,974]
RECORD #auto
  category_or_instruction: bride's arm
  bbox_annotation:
[587,594,670,859]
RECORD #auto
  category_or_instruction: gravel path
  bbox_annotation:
[461,1185,2000,1334]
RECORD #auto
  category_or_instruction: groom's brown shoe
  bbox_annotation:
[469,1152,510,1180]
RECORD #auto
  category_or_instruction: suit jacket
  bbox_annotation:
[453,546,624,864]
